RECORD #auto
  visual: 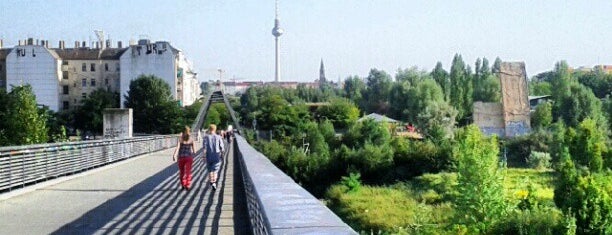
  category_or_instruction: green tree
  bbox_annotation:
[531,102,553,129]
[556,83,604,128]
[388,80,411,121]
[452,125,507,232]
[417,100,458,140]
[431,61,450,101]
[74,88,119,136]
[1,85,48,146]
[449,54,473,123]
[343,75,366,107]
[343,118,391,149]
[530,81,553,96]
[569,118,607,172]
[316,98,360,129]
[124,75,182,134]
[362,69,392,115]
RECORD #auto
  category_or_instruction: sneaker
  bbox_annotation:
[211,183,217,190]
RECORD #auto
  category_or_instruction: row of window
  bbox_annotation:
[62,78,113,94]
[77,63,120,72]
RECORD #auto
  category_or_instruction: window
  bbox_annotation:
[82,63,86,72]
[63,101,69,110]
[90,63,96,72]
[116,63,120,71]
[105,78,109,85]
[62,61,68,66]
[63,85,69,95]
[82,93,87,99]
[91,79,96,87]
[62,71,68,79]
[105,63,109,71]
[82,79,87,87]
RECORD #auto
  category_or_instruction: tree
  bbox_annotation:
[431,62,450,101]
[124,75,182,134]
[417,100,458,140]
[343,75,366,106]
[556,83,604,128]
[452,125,507,232]
[316,98,360,129]
[1,85,48,146]
[449,54,473,123]
[530,81,552,96]
[74,88,119,135]
[531,102,553,129]
[569,118,607,172]
[388,81,411,121]
[362,69,392,115]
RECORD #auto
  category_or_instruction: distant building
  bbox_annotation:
[319,59,326,84]
[120,39,199,108]
[2,37,200,111]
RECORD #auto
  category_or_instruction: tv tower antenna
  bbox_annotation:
[272,0,284,83]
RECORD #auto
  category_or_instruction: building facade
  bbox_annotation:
[120,40,200,108]
[2,38,200,111]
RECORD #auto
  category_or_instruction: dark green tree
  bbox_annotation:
[530,81,552,96]
[362,69,392,115]
[531,102,553,129]
[74,88,119,136]
[431,61,450,101]
[343,76,366,106]
[316,98,360,129]
[449,54,473,123]
[124,75,182,134]
[1,85,48,146]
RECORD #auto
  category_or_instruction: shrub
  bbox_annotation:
[487,207,571,235]
[340,172,362,193]
[504,130,552,167]
[527,151,552,170]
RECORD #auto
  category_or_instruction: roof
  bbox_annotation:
[52,48,128,60]
[358,113,400,123]
[528,95,551,100]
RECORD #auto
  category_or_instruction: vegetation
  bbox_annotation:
[0,85,48,146]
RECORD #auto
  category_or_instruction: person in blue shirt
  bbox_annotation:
[203,124,224,190]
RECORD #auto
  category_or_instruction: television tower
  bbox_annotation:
[272,0,284,83]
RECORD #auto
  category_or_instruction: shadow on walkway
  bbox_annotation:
[51,144,249,235]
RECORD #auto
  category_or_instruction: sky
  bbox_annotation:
[1,0,610,83]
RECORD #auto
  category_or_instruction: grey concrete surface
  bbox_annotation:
[0,141,249,235]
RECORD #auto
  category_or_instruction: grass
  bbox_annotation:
[504,168,556,206]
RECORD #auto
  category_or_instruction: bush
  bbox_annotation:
[488,207,572,235]
[527,151,552,170]
[504,130,552,167]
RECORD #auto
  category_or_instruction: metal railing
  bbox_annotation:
[0,135,176,192]
[234,134,357,235]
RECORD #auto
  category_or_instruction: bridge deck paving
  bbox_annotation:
[0,140,250,235]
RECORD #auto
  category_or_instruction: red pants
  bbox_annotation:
[177,157,193,188]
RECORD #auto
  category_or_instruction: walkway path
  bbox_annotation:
[0,140,249,235]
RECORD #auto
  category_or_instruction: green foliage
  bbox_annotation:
[325,184,454,234]
[531,102,553,129]
[576,71,612,99]
[342,118,391,149]
[504,130,552,167]
[204,103,231,130]
[453,125,507,232]
[74,88,119,135]
[431,61,450,102]
[342,75,366,107]
[318,119,337,148]
[527,151,552,170]
[340,172,362,193]
[449,54,474,123]
[124,75,182,134]
[416,99,458,140]
[0,85,48,146]
[316,98,359,129]
[348,142,394,183]
[569,118,607,172]
[391,138,455,180]
[487,207,571,235]
[362,68,393,114]
[530,81,552,96]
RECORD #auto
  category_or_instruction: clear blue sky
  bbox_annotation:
[1,0,610,83]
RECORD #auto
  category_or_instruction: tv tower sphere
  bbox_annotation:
[272,21,284,37]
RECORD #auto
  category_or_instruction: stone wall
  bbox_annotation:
[499,62,531,137]
[103,108,133,138]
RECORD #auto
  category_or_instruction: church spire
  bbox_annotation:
[319,59,326,84]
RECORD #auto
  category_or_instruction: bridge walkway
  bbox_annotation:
[0,139,250,235]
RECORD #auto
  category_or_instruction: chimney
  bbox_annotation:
[95,42,99,49]
[27,38,34,45]
[117,41,123,48]
[0,39,3,48]
[59,40,65,49]
[106,39,111,48]
[41,40,45,47]
[75,41,79,48]
[46,40,49,48]
[18,40,22,46]
[82,41,86,48]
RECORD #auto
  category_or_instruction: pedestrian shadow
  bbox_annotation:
[50,147,244,234]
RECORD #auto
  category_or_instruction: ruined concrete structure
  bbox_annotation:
[474,62,531,137]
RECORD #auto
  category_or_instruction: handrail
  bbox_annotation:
[0,135,176,193]
[234,134,357,235]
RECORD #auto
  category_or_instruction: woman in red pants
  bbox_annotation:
[173,126,196,191]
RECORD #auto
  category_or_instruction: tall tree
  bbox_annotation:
[124,75,182,134]
[74,88,119,135]
[449,54,473,123]
[316,98,360,129]
[343,76,366,106]
[453,125,507,232]
[1,85,48,146]
[362,69,392,115]
[431,62,450,101]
